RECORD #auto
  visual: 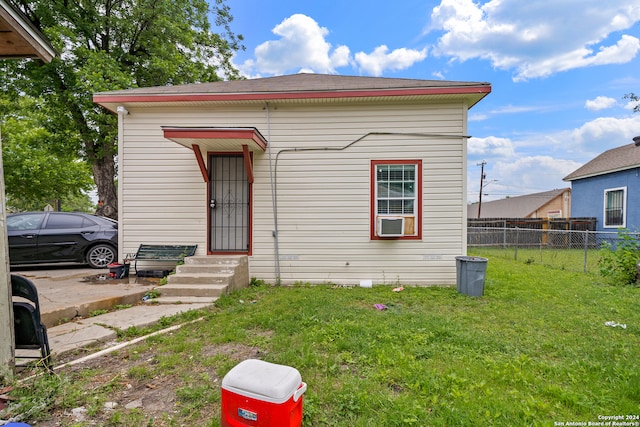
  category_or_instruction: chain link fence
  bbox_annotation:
[468,227,640,274]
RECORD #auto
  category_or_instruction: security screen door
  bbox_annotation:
[209,155,249,252]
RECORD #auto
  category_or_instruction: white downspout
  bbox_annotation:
[116,106,128,263]
[265,103,281,284]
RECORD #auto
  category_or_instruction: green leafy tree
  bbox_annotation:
[60,192,96,213]
[0,95,94,212]
[1,0,243,218]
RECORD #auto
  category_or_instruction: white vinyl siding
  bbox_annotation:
[118,100,468,285]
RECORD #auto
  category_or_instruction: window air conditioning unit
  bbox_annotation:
[377,217,405,237]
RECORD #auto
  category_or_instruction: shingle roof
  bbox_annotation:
[96,73,490,96]
[467,188,570,219]
[94,73,492,113]
[563,142,640,181]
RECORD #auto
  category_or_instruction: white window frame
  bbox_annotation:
[603,186,626,228]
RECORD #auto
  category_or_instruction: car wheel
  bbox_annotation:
[86,244,116,268]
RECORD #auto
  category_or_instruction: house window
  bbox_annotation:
[371,160,421,239]
[603,187,626,228]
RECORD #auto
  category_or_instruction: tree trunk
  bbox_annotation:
[93,154,118,220]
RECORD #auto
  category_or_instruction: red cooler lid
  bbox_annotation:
[222,359,302,404]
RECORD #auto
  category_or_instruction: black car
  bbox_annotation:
[7,212,118,268]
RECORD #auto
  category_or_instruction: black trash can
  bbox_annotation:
[455,256,488,297]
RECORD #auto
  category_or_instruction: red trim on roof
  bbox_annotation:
[94,85,491,105]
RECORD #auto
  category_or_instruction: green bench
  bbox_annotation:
[128,244,197,274]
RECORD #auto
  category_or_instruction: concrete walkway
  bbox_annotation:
[11,266,213,360]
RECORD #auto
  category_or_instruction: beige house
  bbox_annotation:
[94,73,491,285]
[468,188,572,219]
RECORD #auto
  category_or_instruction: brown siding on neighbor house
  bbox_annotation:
[469,188,571,219]
[531,189,571,218]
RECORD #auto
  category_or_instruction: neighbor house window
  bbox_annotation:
[371,160,421,239]
[603,187,626,228]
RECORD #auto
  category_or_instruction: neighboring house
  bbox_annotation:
[94,73,491,285]
[0,0,55,61]
[564,137,640,232]
[467,188,571,219]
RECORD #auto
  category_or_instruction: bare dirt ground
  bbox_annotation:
[31,342,262,426]
[3,268,265,425]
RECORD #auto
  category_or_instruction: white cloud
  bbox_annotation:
[515,35,640,81]
[569,115,640,155]
[585,96,618,111]
[625,99,640,111]
[467,113,640,200]
[467,135,578,198]
[469,112,489,121]
[429,0,640,81]
[240,14,428,77]
[493,156,580,192]
[468,136,515,157]
[470,103,562,122]
[354,46,428,76]
[467,155,580,202]
[240,14,351,75]
[331,45,352,68]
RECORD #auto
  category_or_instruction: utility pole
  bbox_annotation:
[477,161,486,219]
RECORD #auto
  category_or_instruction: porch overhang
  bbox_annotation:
[0,0,56,62]
[162,127,267,184]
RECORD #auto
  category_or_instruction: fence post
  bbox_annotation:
[503,220,507,248]
[583,230,589,273]
[514,227,519,260]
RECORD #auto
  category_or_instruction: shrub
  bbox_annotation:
[599,228,640,285]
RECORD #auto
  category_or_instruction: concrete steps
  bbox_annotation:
[148,255,249,304]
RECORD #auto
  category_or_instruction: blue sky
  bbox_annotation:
[222,0,640,202]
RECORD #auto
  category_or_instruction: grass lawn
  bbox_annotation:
[470,246,604,274]
[4,250,640,426]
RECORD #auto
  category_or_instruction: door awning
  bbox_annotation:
[162,127,267,184]
[162,127,267,152]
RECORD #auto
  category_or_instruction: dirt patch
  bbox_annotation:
[32,342,262,426]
